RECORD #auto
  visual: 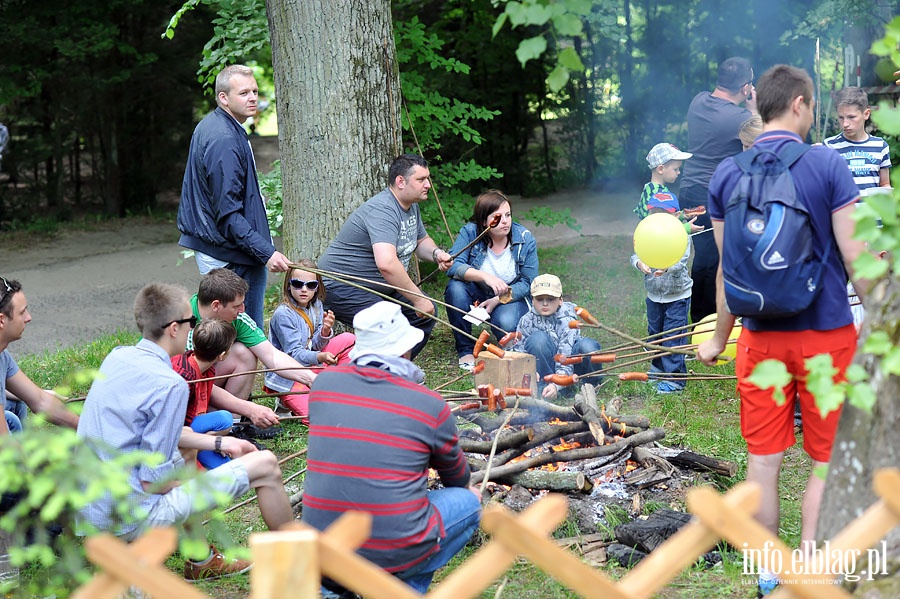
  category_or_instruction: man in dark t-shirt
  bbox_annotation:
[680,57,757,322]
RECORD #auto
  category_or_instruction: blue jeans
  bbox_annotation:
[228,262,268,330]
[444,279,528,356]
[5,396,27,429]
[190,410,234,470]
[646,297,689,388]
[320,487,481,598]
[524,331,602,378]
[395,487,482,593]
[5,411,22,433]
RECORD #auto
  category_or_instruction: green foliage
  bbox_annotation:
[259,160,283,237]
[492,0,591,92]
[747,359,792,407]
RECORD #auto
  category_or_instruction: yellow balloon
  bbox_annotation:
[690,314,740,364]
[633,213,688,269]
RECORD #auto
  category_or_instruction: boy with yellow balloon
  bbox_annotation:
[631,143,704,393]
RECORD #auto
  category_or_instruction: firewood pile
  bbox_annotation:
[448,383,737,497]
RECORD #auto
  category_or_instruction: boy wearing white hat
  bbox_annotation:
[634,142,693,220]
[511,274,602,400]
[302,301,481,596]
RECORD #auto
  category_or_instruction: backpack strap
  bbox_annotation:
[774,141,809,168]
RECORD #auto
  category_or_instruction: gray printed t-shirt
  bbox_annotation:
[318,188,426,286]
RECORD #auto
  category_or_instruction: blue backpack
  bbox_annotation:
[721,142,832,318]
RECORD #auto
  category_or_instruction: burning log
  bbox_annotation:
[493,470,592,493]
[459,427,534,454]
[486,422,588,468]
[614,509,693,552]
[665,450,738,478]
[470,428,665,484]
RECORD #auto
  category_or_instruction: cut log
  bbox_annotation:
[494,470,592,493]
[573,398,606,445]
[614,509,692,553]
[667,450,738,477]
[483,421,588,468]
[607,543,647,568]
[470,428,665,484]
[459,427,534,454]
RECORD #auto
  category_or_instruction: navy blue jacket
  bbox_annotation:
[177,107,275,266]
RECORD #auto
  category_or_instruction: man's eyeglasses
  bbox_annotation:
[289,279,319,291]
[160,315,198,330]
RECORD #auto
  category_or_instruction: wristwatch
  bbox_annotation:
[214,436,224,455]
[432,247,441,262]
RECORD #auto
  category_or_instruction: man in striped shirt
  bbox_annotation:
[302,301,481,596]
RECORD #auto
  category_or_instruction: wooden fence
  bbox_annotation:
[72,467,900,599]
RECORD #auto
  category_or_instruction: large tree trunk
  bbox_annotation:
[267,0,402,260]
[819,275,900,597]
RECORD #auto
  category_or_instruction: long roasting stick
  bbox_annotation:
[416,213,503,287]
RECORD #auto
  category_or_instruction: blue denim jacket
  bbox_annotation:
[446,221,539,302]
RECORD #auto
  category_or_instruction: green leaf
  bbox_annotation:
[805,354,844,417]
[863,190,899,226]
[547,65,570,92]
[812,464,829,481]
[853,251,889,280]
[552,14,584,37]
[558,47,585,72]
[748,359,792,406]
[881,346,900,376]
[872,101,900,135]
[862,331,892,355]
[847,384,877,412]
[492,12,509,39]
[521,2,554,26]
[516,35,548,67]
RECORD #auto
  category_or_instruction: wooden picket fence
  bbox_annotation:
[72,467,900,599]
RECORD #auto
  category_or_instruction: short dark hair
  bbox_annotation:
[833,86,870,112]
[716,57,754,93]
[191,318,236,361]
[133,283,190,340]
[0,276,22,317]
[388,154,428,186]
[471,189,513,249]
[756,65,813,124]
[198,268,249,307]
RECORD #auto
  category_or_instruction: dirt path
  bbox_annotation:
[4,144,636,356]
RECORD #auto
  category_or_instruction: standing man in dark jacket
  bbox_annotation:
[178,65,291,329]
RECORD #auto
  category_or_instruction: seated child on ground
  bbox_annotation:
[171,318,238,470]
[265,259,355,420]
[511,273,601,400]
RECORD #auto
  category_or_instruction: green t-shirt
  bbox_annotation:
[186,294,267,350]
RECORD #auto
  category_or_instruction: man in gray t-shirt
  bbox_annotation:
[318,154,452,358]
[679,56,757,322]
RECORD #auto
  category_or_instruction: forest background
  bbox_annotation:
[1,0,898,238]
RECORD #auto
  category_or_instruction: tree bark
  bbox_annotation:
[267,0,402,260]
[819,276,900,596]
[494,470,591,493]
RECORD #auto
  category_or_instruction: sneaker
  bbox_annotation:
[756,579,778,597]
[656,381,684,394]
[184,546,252,582]
[458,354,475,372]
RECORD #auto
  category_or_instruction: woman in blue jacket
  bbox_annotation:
[445,190,539,371]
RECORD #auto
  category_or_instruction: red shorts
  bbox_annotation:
[735,324,856,462]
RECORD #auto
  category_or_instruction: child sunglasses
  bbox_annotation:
[289,279,319,291]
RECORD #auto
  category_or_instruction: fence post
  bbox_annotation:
[250,529,320,599]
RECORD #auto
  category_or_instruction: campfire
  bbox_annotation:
[443,381,737,510]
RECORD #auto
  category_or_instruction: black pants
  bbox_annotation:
[680,185,719,323]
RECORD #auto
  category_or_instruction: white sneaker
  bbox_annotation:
[274,399,292,417]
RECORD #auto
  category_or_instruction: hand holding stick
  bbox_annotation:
[416,213,502,286]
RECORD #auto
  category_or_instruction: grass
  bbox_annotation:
[10,234,814,598]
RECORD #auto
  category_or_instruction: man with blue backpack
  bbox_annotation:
[697,65,870,597]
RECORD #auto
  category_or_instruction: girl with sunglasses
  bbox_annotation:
[264,259,355,421]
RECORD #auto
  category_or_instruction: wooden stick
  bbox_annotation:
[416,213,502,286]
[296,265,510,340]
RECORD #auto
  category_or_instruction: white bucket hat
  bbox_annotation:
[349,301,424,360]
